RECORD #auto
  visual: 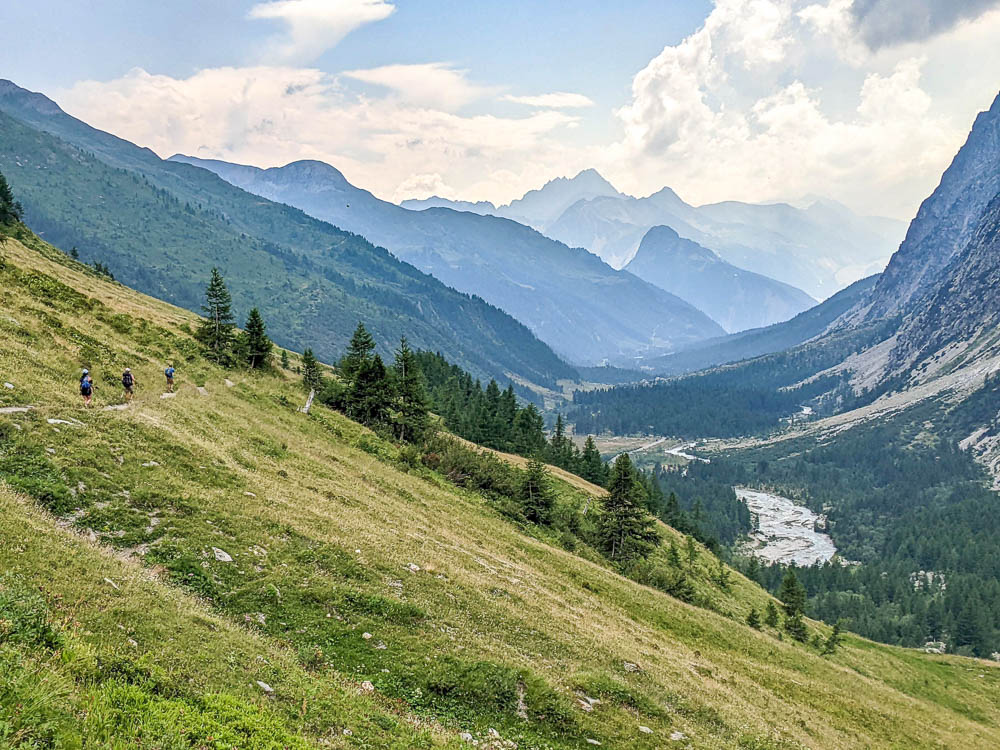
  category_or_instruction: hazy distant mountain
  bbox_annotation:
[644,274,879,376]
[544,189,905,300]
[494,168,622,228]
[171,155,725,365]
[401,196,496,214]
[625,226,815,333]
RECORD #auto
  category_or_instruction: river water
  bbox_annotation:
[735,487,837,566]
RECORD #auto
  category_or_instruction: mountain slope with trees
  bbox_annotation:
[0,81,574,388]
[2,211,999,749]
[169,155,725,365]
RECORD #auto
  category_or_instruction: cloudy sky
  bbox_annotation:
[2,0,999,218]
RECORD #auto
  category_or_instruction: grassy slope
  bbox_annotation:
[1,233,999,749]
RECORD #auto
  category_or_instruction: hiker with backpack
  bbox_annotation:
[122,368,137,403]
[164,364,176,393]
[80,369,94,406]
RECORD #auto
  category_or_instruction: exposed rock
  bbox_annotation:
[141,460,159,467]
[670,731,687,741]
[459,732,474,743]
[256,680,274,694]
[224,379,235,388]
[212,547,233,562]
[3,382,13,389]
[244,491,257,497]
[362,632,373,640]
[624,661,641,673]
[0,405,33,414]
[586,740,601,746]
[103,577,120,590]
[47,418,80,426]
[406,562,421,573]
[639,726,653,734]
[359,680,375,694]
[160,392,176,399]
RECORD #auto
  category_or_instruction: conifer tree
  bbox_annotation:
[598,453,659,563]
[822,621,843,654]
[196,268,235,364]
[667,539,681,567]
[301,348,323,391]
[784,610,808,642]
[390,337,430,443]
[580,435,607,486]
[242,308,273,369]
[685,535,698,566]
[348,353,390,427]
[341,322,376,382]
[280,349,290,370]
[519,458,556,525]
[779,570,807,618]
[0,170,23,225]
[747,608,762,629]
[765,600,780,628]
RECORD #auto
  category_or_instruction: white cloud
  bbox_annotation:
[55,66,586,206]
[249,0,395,63]
[342,63,491,111]
[608,0,1000,218]
[503,92,595,108]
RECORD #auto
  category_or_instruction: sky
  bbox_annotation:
[1,0,999,219]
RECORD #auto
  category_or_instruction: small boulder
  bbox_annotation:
[213,547,233,562]
[406,563,421,573]
[459,732,474,743]
[256,680,274,694]
[624,661,641,673]
[362,632,373,640]
[586,740,601,746]
[3,382,13,389]
[639,726,653,734]
[670,731,687,741]
[141,460,159,467]
[360,681,375,694]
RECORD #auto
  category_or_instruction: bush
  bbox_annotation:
[0,574,63,650]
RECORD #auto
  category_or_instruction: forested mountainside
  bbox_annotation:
[0,81,574,387]
[170,155,725,366]
[625,225,814,333]
[644,274,879,377]
[5,222,999,747]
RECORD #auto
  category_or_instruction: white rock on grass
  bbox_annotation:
[3,382,13,389]
[141,461,159,467]
[224,379,235,388]
[256,680,274,694]
[586,740,601,746]
[670,731,687,741]
[359,681,375,694]
[639,726,653,734]
[0,405,33,414]
[362,632,373,640]
[213,547,233,562]
[459,732,474,743]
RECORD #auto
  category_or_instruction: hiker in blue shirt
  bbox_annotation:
[80,369,94,407]
[164,364,176,393]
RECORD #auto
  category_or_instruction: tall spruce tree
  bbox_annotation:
[598,453,660,563]
[280,349,290,370]
[301,348,323,391]
[242,308,273,369]
[196,268,235,364]
[0,170,22,225]
[580,435,607,486]
[778,570,807,618]
[348,353,391,427]
[390,337,430,443]
[341,322,376,381]
[764,600,780,628]
[519,458,556,525]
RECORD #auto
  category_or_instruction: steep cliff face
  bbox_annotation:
[889,193,1000,371]
[867,91,1000,319]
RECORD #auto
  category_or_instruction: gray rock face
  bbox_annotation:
[868,91,1000,318]
[626,226,815,333]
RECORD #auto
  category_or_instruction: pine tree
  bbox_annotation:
[765,600,780,628]
[301,348,323,391]
[341,322,376,382]
[196,268,235,364]
[747,608,762,629]
[580,435,607,486]
[242,308,273,369]
[280,349,290,370]
[667,539,681,567]
[70,246,79,259]
[784,610,808,642]
[822,621,843,654]
[519,458,556,525]
[598,454,660,563]
[347,353,390,427]
[685,535,698,566]
[390,337,430,443]
[779,570,807,618]
[0,170,23,225]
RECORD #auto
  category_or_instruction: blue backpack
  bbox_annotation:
[80,378,92,396]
